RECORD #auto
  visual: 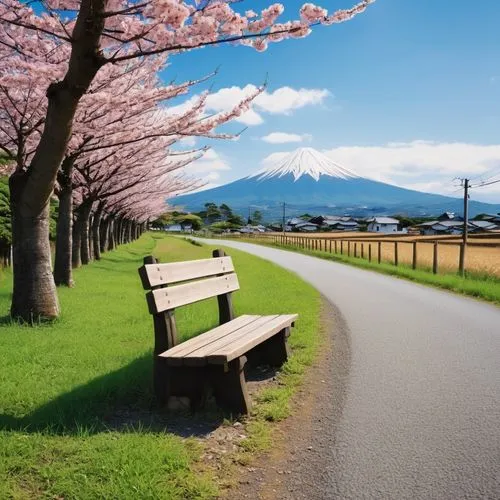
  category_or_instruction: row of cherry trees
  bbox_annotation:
[0,0,375,322]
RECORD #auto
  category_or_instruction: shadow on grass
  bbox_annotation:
[0,354,224,438]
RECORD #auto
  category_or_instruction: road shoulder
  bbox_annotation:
[226,297,351,499]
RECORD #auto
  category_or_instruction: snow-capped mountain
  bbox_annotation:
[250,147,359,181]
[172,148,500,218]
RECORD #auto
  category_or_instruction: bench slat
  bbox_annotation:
[149,273,240,313]
[141,256,234,288]
[207,314,298,364]
[179,315,282,366]
[160,315,260,365]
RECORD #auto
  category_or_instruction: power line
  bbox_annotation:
[471,177,500,189]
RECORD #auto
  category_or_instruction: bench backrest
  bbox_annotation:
[138,249,238,352]
[139,254,239,314]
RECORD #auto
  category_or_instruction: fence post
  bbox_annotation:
[329,240,332,253]
[433,242,439,274]
[412,241,417,270]
[394,241,399,266]
[334,240,338,254]
[368,244,372,262]
[348,241,351,257]
[378,241,382,264]
[361,243,365,259]
[354,242,358,258]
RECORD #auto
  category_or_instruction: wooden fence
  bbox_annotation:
[230,233,500,277]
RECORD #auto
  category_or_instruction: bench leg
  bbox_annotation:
[154,357,169,406]
[257,327,291,367]
[155,362,207,411]
[212,356,251,415]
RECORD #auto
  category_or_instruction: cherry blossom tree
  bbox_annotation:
[0,0,375,321]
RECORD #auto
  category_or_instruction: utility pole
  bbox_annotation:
[282,202,286,234]
[459,178,469,276]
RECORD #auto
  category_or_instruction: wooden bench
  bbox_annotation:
[138,249,298,414]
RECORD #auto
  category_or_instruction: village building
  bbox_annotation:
[366,216,400,233]
[309,215,360,231]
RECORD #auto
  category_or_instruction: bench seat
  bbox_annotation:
[160,314,298,367]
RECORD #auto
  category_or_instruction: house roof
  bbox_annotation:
[434,220,465,227]
[470,220,498,229]
[437,211,456,220]
[331,221,359,227]
[295,222,318,228]
[366,217,399,224]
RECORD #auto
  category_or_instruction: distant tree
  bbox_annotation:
[210,221,241,233]
[219,203,233,220]
[175,213,203,230]
[205,203,222,224]
[227,213,245,226]
[251,210,263,225]
[393,215,434,227]
[299,213,313,220]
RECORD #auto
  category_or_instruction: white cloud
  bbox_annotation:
[205,85,330,126]
[255,87,329,115]
[261,132,312,144]
[322,141,500,201]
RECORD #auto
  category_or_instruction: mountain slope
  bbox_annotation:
[173,148,500,218]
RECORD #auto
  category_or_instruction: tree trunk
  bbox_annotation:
[8,0,106,321]
[54,159,74,286]
[108,217,116,250]
[87,214,93,261]
[92,203,104,260]
[117,217,124,245]
[125,219,132,243]
[72,199,92,268]
[100,214,109,253]
[72,211,82,269]
[10,174,60,321]
[80,202,93,265]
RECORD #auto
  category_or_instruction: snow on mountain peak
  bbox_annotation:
[250,147,359,182]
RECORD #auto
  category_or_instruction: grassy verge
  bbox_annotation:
[0,233,320,498]
[224,237,500,305]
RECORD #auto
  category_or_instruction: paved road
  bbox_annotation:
[200,239,500,499]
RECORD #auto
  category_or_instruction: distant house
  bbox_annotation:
[286,217,311,232]
[418,220,463,235]
[240,224,267,234]
[294,222,319,232]
[366,217,400,233]
[164,223,192,233]
[309,215,360,232]
[329,221,360,231]
[418,219,499,235]
[437,212,463,222]
[469,220,499,232]
[165,224,182,232]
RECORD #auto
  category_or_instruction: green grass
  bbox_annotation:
[0,233,320,498]
[233,238,500,305]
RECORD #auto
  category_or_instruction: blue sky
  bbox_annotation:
[164,0,500,203]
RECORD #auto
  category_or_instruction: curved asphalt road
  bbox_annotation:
[199,238,500,499]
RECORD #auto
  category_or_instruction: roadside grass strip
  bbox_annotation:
[0,233,320,498]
